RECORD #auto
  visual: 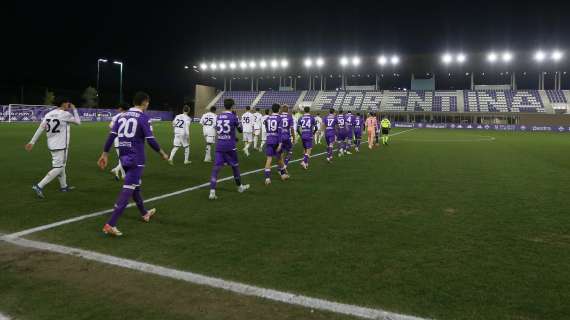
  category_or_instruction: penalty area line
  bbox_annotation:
[5,128,416,239]
[1,236,427,320]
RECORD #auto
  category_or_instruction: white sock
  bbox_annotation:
[244,142,250,151]
[205,144,211,161]
[169,147,179,160]
[38,167,63,189]
[184,147,190,162]
[57,167,67,188]
[253,136,259,149]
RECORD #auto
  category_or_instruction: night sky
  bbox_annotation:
[2,0,569,108]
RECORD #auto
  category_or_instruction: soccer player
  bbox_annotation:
[314,112,324,144]
[380,116,392,145]
[336,109,347,156]
[253,107,263,151]
[260,109,269,151]
[263,103,289,185]
[97,92,169,236]
[297,107,317,170]
[168,105,192,165]
[241,106,255,156]
[26,96,81,198]
[292,108,302,144]
[345,110,355,154]
[365,113,378,149]
[353,113,364,152]
[199,106,217,162]
[209,99,250,200]
[279,104,295,167]
[110,103,128,180]
[324,108,338,163]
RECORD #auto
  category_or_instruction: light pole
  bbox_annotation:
[113,61,123,104]
[96,58,108,96]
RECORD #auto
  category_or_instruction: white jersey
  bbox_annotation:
[29,108,81,151]
[260,115,269,133]
[241,111,255,133]
[200,112,217,136]
[253,112,263,131]
[109,112,122,129]
[173,113,191,136]
[315,116,323,130]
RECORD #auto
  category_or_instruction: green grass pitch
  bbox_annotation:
[1,122,569,320]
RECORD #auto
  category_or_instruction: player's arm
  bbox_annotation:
[98,122,119,169]
[296,118,302,136]
[25,119,47,151]
[62,104,81,125]
[236,118,243,134]
[142,118,168,160]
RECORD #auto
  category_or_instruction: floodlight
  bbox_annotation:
[249,61,256,69]
[259,60,267,68]
[280,59,289,68]
[239,61,247,69]
[229,62,237,69]
[352,56,361,66]
[442,53,453,64]
[534,51,546,62]
[98,58,108,63]
[184,65,189,69]
[487,52,498,63]
[552,50,563,61]
[316,57,324,67]
[210,63,217,70]
[270,59,279,68]
[457,53,466,63]
[304,58,313,67]
[200,63,208,70]
[113,61,123,65]
[378,56,387,65]
[340,56,349,66]
[390,55,400,65]
[502,52,513,62]
[219,62,227,70]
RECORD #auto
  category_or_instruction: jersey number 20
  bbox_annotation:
[118,118,138,138]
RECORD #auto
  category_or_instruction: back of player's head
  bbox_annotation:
[210,106,217,113]
[223,98,234,110]
[338,109,344,114]
[245,105,251,111]
[183,105,191,114]
[281,104,289,113]
[117,102,129,111]
[356,112,361,116]
[54,96,72,108]
[264,108,270,115]
[329,108,335,114]
[347,110,352,114]
[133,91,150,107]
[255,107,260,112]
[304,106,310,113]
[271,103,280,113]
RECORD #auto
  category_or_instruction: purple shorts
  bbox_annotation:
[124,165,144,187]
[265,143,282,158]
[336,130,346,141]
[214,150,239,167]
[354,130,362,139]
[325,134,336,146]
[302,138,313,150]
[281,139,293,152]
[346,128,354,139]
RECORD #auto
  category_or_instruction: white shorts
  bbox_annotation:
[173,134,189,148]
[243,132,253,142]
[113,137,119,148]
[254,129,261,136]
[261,131,267,141]
[204,134,215,144]
[51,149,68,168]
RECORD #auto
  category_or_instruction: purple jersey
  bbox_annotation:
[336,114,346,129]
[264,114,282,145]
[354,116,363,129]
[105,108,161,166]
[324,114,338,136]
[279,113,294,141]
[345,114,354,129]
[297,114,316,140]
[215,111,241,152]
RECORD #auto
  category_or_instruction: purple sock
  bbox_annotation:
[231,165,241,186]
[264,168,271,178]
[284,152,292,165]
[327,146,332,158]
[210,165,221,189]
[279,166,287,175]
[133,187,147,215]
[107,188,134,227]
[303,154,309,164]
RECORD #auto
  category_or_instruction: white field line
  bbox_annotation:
[1,236,427,320]
[0,313,10,320]
[6,128,416,239]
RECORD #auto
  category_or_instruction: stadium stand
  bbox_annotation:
[256,91,302,108]
[207,90,558,113]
